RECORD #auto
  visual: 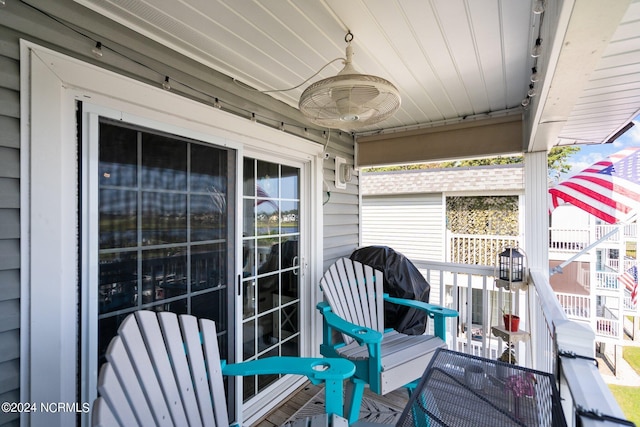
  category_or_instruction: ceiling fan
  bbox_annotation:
[299,32,401,130]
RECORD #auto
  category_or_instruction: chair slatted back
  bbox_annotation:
[320,258,384,345]
[92,311,229,427]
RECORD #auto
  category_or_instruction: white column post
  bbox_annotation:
[524,151,549,369]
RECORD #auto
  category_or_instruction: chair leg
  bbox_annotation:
[344,378,366,425]
[323,378,345,418]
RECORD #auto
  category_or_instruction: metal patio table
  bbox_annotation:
[396,348,567,427]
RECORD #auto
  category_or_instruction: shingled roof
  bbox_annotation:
[360,164,524,196]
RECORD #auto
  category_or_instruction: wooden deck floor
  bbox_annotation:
[252,382,324,427]
[252,382,410,427]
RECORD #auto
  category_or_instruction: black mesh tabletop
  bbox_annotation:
[396,349,567,427]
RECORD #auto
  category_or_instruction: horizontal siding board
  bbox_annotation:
[0,389,19,426]
[0,117,19,149]
[0,270,19,302]
[362,195,444,262]
[0,56,18,90]
[0,180,18,209]
[0,210,19,239]
[0,88,19,118]
[0,359,19,395]
[0,330,19,364]
[0,27,20,59]
[323,202,359,216]
[0,240,19,271]
[0,301,18,334]
[323,224,358,238]
[323,191,358,205]
[324,234,359,250]
[0,148,18,179]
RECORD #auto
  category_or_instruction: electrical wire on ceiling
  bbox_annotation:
[15,0,350,143]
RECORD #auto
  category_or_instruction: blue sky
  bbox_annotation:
[563,116,640,177]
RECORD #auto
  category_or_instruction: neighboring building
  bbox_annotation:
[360,164,524,356]
[361,165,640,361]
[549,204,640,349]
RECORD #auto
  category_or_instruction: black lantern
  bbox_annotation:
[499,247,524,282]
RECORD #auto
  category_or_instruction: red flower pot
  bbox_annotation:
[503,314,520,332]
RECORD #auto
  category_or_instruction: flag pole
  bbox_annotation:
[550,214,637,276]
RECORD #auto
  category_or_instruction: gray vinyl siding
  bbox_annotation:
[361,194,445,306]
[361,194,445,262]
[0,24,20,427]
[322,138,360,271]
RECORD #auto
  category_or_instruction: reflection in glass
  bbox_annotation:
[258,313,277,352]
[191,243,225,291]
[281,238,299,298]
[99,123,137,188]
[243,376,254,402]
[282,335,299,357]
[280,200,299,236]
[281,165,299,199]
[256,199,278,237]
[241,157,301,402]
[243,199,256,237]
[243,319,256,359]
[242,279,256,320]
[191,194,225,242]
[98,251,137,314]
[141,134,187,190]
[257,161,279,199]
[97,121,232,377]
[257,274,279,314]
[141,192,187,245]
[191,144,226,193]
[243,157,255,197]
[281,303,299,338]
[192,291,226,330]
[257,238,280,275]
[141,249,187,303]
[99,189,137,249]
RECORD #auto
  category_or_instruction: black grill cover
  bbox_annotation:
[350,246,431,335]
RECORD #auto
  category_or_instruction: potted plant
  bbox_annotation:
[498,344,517,365]
[502,307,520,332]
[496,344,517,379]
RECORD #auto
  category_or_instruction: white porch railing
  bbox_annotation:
[555,292,590,320]
[549,227,590,253]
[596,223,636,241]
[596,271,619,291]
[410,260,628,427]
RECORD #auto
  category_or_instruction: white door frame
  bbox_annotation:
[20,40,323,427]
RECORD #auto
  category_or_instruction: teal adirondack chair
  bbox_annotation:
[317,258,458,424]
[92,310,354,426]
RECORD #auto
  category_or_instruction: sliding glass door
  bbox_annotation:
[240,158,302,401]
[89,117,236,407]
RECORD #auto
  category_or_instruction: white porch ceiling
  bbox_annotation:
[74,0,640,152]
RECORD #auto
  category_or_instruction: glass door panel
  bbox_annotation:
[241,158,300,401]
[96,119,235,382]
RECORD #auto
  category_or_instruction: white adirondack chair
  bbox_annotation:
[92,310,354,427]
[317,258,458,424]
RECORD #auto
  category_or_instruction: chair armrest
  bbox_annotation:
[384,295,458,317]
[223,356,355,418]
[222,356,355,385]
[384,294,458,341]
[316,301,383,345]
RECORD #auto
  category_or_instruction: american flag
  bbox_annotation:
[549,147,640,224]
[619,265,638,306]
